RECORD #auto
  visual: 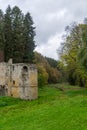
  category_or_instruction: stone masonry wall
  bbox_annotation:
[0,62,38,100]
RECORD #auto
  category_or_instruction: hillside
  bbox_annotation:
[34,52,62,85]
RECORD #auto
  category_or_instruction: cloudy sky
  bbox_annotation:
[0,0,87,60]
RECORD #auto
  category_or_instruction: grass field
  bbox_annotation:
[0,84,87,130]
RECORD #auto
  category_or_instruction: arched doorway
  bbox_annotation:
[21,66,29,99]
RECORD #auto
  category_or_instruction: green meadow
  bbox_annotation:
[0,84,87,130]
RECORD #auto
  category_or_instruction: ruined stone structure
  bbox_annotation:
[0,60,38,100]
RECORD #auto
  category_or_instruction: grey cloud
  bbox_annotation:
[0,0,87,59]
[1,0,87,45]
[27,0,87,45]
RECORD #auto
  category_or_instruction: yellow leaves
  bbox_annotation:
[37,64,49,87]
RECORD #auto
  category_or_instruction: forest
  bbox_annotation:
[0,5,35,63]
[58,21,87,87]
[35,20,87,88]
[0,5,87,88]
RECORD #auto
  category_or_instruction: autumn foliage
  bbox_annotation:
[34,52,61,87]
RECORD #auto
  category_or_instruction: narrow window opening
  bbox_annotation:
[13,80,15,85]
[23,66,28,72]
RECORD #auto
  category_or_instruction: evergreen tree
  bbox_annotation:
[45,57,58,68]
[3,6,35,63]
[11,6,24,63]
[0,5,36,63]
[4,5,13,62]
[0,9,4,50]
[23,12,36,63]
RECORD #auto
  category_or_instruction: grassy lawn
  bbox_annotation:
[0,84,87,130]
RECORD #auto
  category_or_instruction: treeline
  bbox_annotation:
[0,5,35,63]
[0,6,61,87]
[58,21,87,87]
[34,52,62,87]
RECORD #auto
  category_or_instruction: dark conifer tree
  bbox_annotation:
[11,6,24,63]
[0,5,36,63]
[0,9,4,50]
[23,12,36,63]
[4,5,13,62]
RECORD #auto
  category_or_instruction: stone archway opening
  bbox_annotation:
[22,66,28,73]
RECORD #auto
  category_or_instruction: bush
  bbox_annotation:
[38,65,49,87]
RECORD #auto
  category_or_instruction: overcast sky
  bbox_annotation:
[0,0,87,60]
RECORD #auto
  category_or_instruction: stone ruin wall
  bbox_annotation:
[0,62,38,100]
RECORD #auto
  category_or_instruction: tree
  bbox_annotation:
[58,23,87,87]
[45,57,58,68]
[38,64,48,87]
[4,5,13,62]
[23,12,36,63]
[11,6,25,63]
[2,5,36,63]
[78,24,87,70]
[35,52,62,84]
[0,9,4,50]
